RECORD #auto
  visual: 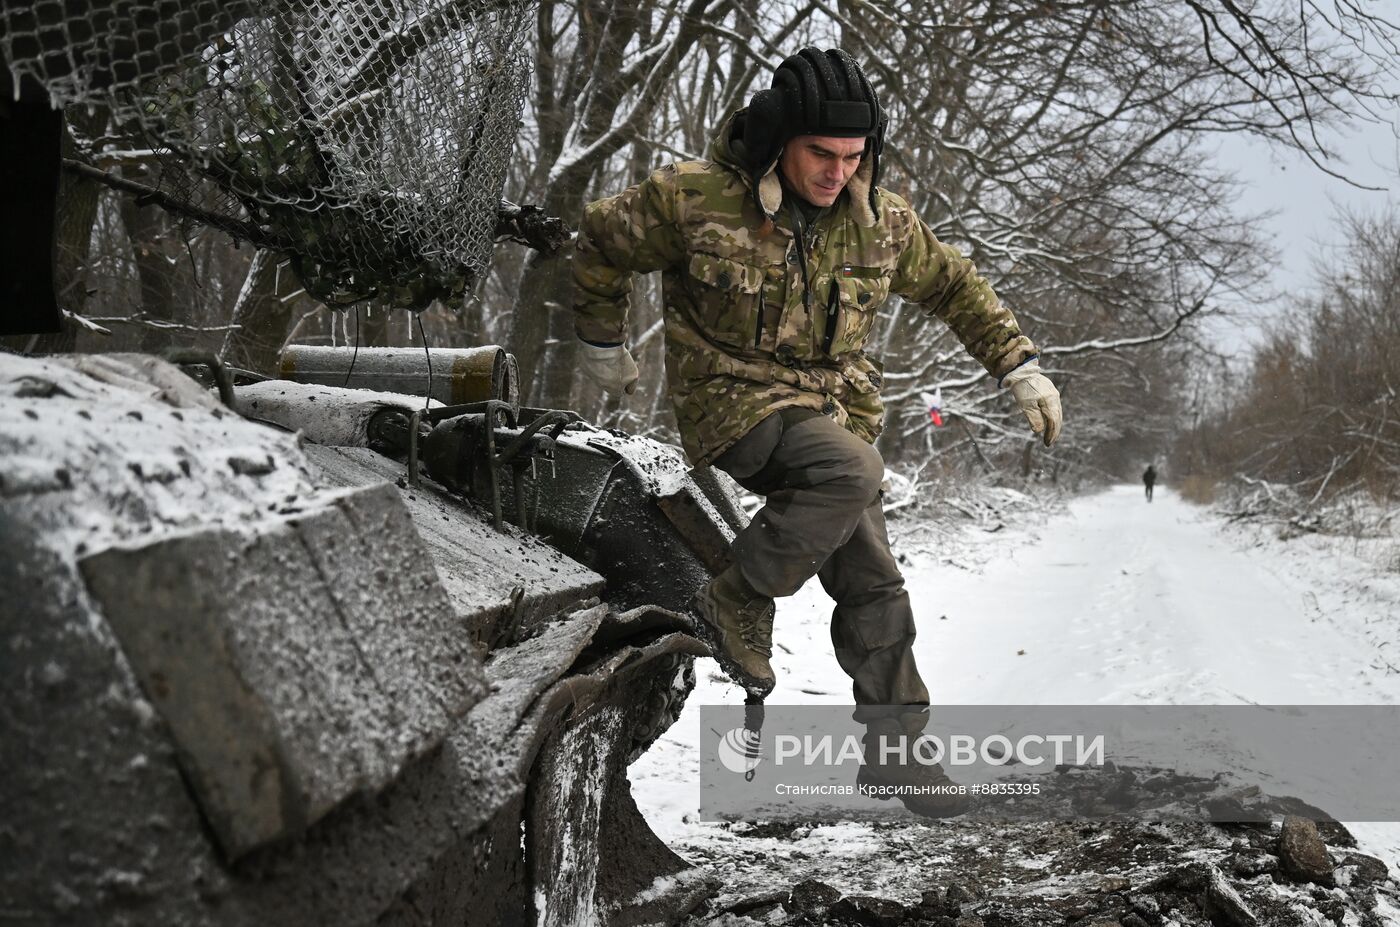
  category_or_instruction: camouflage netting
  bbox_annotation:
[1,0,535,310]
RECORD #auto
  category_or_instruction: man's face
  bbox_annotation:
[778,134,867,207]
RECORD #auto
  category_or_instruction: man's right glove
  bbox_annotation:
[1001,360,1062,447]
[578,341,640,395]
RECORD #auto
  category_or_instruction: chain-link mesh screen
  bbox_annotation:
[2,0,535,311]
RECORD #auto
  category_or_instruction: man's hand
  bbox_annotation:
[578,341,640,395]
[1002,361,1062,447]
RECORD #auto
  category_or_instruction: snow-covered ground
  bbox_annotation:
[630,483,1400,892]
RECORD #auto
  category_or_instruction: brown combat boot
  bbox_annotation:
[857,729,973,819]
[689,564,776,697]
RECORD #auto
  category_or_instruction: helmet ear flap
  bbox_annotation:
[744,87,787,168]
[869,111,886,195]
[856,63,885,198]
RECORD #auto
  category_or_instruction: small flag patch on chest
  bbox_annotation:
[841,265,884,279]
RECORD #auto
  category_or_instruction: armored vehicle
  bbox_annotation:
[2,346,743,925]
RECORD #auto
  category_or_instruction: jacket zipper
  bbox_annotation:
[755,286,765,349]
[821,278,840,355]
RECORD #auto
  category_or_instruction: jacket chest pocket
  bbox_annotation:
[822,269,891,357]
[686,251,766,349]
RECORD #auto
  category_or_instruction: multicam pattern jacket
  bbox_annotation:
[572,109,1039,467]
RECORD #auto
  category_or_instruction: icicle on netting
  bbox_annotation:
[1,0,536,310]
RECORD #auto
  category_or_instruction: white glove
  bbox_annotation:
[1002,361,1062,447]
[578,341,639,395]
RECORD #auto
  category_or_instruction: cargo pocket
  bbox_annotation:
[825,271,890,357]
[843,354,886,443]
[711,411,784,484]
[687,251,765,349]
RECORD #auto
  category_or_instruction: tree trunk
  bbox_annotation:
[118,195,180,353]
[220,250,290,374]
[46,109,109,351]
[506,246,579,407]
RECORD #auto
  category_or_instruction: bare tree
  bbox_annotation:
[1176,207,1400,503]
[487,0,1395,480]
[27,0,1397,489]
[501,0,733,410]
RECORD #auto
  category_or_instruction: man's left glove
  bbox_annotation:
[578,341,639,395]
[1001,361,1062,447]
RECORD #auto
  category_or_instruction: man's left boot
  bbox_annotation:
[688,564,777,698]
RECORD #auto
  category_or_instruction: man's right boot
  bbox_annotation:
[857,727,973,819]
[689,564,776,698]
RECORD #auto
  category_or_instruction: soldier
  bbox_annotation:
[571,47,1062,817]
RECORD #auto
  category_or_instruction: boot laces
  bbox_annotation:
[736,599,774,657]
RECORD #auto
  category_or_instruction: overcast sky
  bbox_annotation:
[1210,102,1400,356]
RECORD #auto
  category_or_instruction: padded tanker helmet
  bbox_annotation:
[743,46,886,219]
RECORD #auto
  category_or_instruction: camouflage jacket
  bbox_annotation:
[572,108,1039,466]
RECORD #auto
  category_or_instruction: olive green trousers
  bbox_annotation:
[712,407,930,735]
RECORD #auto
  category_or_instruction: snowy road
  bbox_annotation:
[631,483,1400,874]
[909,484,1400,707]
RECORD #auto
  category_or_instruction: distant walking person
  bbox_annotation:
[1143,464,1157,502]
